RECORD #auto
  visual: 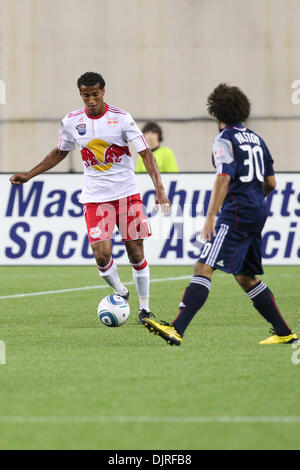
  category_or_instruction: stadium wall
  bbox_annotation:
[1,173,299,266]
[1,0,300,172]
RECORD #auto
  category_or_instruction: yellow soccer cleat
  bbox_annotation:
[143,318,182,346]
[259,331,298,344]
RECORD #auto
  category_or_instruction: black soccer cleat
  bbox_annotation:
[138,309,155,325]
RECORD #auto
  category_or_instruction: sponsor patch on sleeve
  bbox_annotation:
[213,138,234,166]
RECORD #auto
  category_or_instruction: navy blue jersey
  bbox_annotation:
[212,123,274,232]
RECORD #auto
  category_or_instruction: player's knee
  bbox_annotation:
[91,243,111,267]
[126,241,144,265]
[194,261,213,278]
[128,249,144,265]
[235,274,258,291]
[95,253,111,267]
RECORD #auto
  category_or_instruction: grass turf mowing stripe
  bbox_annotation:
[0,275,192,300]
[0,416,300,423]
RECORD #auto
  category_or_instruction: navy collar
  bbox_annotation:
[225,123,244,129]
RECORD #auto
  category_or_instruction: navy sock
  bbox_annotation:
[172,276,211,337]
[247,281,292,336]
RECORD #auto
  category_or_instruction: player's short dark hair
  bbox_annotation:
[141,122,163,142]
[77,72,105,90]
[207,83,251,124]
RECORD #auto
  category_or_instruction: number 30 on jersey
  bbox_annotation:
[239,144,264,182]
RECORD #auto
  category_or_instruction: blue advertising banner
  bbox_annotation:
[0,173,299,265]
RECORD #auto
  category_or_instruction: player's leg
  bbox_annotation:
[143,260,214,345]
[234,236,297,344]
[83,202,128,298]
[119,194,152,323]
[91,239,129,298]
[171,261,213,336]
[235,273,296,343]
[125,239,153,323]
[169,224,237,340]
[144,223,236,345]
[144,222,267,346]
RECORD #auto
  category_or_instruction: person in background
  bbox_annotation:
[135,122,179,173]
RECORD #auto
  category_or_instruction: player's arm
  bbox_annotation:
[264,175,276,197]
[204,135,234,240]
[123,112,170,208]
[202,174,231,241]
[138,148,170,208]
[135,155,146,173]
[10,148,69,185]
[262,141,276,197]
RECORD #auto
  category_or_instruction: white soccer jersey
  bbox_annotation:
[57,104,148,203]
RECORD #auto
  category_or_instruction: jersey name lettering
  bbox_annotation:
[234,132,260,145]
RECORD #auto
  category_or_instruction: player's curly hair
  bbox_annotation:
[77,72,105,90]
[141,122,163,142]
[207,83,251,124]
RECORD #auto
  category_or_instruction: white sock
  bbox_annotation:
[131,259,150,311]
[98,258,128,296]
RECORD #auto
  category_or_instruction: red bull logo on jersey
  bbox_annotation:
[80,139,131,172]
[104,144,131,163]
[89,226,102,239]
[81,147,101,167]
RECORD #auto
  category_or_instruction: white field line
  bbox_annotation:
[0,416,300,424]
[0,275,192,300]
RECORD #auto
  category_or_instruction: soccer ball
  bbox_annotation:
[97,294,130,327]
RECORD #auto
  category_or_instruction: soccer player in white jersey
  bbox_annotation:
[10,72,170,324]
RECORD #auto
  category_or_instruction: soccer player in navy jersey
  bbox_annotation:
[143,83,297,346]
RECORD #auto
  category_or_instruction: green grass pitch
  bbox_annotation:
[0,265,299,450]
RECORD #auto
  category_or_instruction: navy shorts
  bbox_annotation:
[198,222,264,276]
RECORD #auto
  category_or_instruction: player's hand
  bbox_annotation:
[155,188,171,215]
[9,173,30,185]
[201,214,217,241]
